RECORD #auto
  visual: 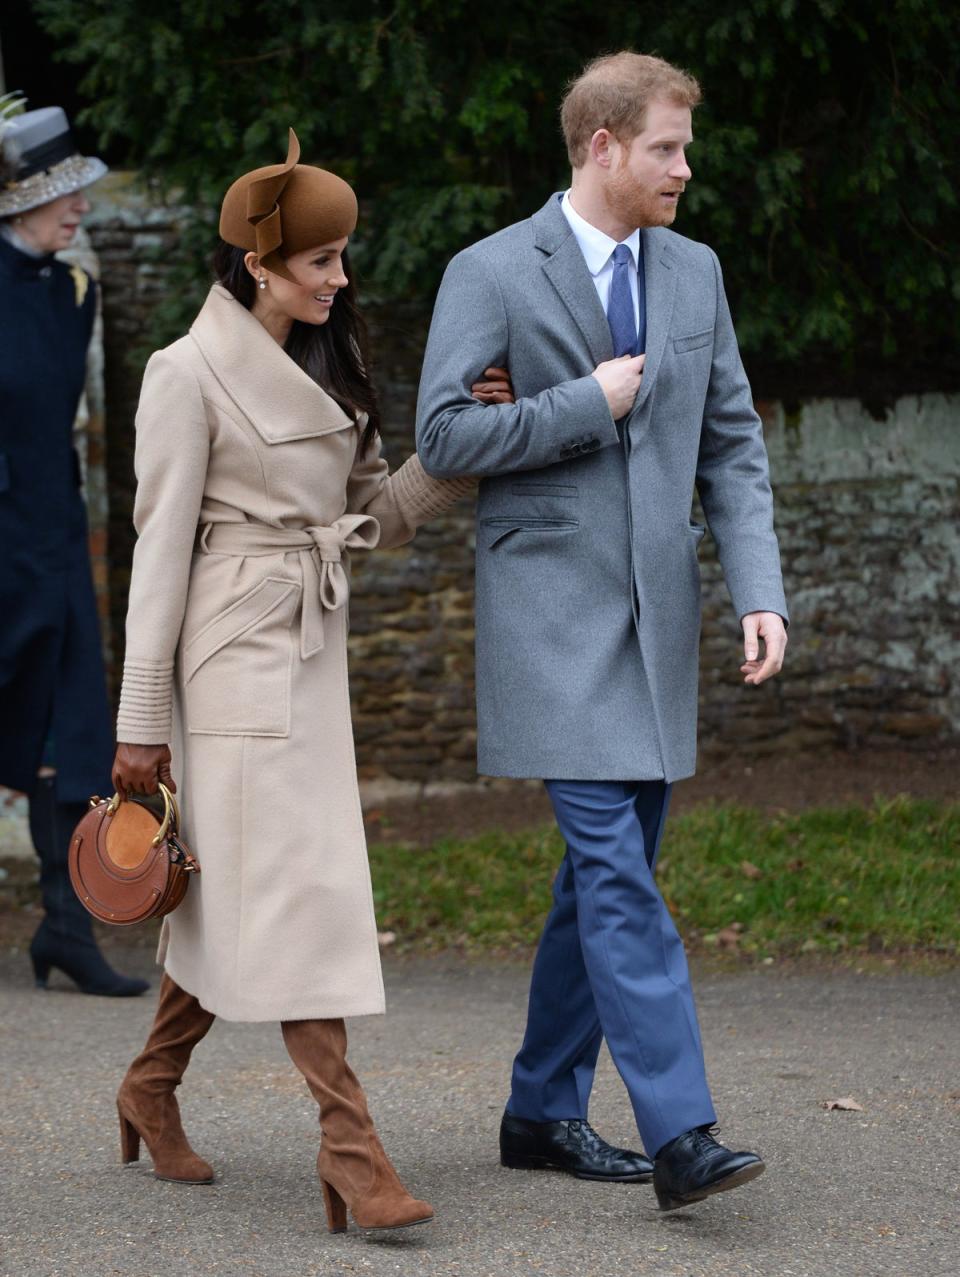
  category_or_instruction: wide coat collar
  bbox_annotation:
[189,284,352,442]
[531,193,680,416]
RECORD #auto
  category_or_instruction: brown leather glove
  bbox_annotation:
[112,743,176,799]
[470,365,515,405]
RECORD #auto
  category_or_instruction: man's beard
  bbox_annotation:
[604,163,681,229]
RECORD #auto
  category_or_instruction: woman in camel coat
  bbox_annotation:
[111,131,511,1234]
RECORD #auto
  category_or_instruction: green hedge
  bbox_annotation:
[38,0,959,390]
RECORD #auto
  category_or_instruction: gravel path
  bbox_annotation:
[1,952,957,1277]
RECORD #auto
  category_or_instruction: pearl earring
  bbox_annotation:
[258,275,267,290]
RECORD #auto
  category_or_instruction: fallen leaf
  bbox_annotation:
[740,860,763,880]
[822,1096,864,1112]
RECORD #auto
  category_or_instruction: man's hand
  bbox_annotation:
[592,354,645,420]
[740,612,787,685]
[112,743,176,799]
[470,366,515,405]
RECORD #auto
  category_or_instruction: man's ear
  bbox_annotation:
[590,128,615,170]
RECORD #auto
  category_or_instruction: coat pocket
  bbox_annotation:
[509,483,578,498]
[480,516,579,550]
[673,328,714,354]
[182,577,300,736]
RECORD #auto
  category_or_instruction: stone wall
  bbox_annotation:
[82,174,185,666]
[703,396,960,755]
[82,178,960,788]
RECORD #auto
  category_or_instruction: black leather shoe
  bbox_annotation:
[653,1127,765,1210]
[500,1112,653,1182]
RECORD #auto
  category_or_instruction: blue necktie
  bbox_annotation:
[607,242,645,357]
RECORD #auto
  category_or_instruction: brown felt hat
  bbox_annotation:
[219,128,357,284]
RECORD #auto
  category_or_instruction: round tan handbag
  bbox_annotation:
[68,785,200,926]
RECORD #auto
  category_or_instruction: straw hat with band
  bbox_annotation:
[0,100,108,218]
[219,129,357,285]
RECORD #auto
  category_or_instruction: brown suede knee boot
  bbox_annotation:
[281,1017,433,1232]
[117,972,216,1183]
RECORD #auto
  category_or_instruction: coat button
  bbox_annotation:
[39,265,53,278]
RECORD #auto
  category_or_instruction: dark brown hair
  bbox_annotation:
[561,52,702,168]
[211,240,380,455]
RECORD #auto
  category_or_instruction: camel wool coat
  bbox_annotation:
[117,284,472,1021]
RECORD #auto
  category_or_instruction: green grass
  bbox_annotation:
[369,797,960,958]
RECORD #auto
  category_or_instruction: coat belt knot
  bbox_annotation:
[198,515,381,659]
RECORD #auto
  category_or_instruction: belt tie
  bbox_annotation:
[198,515,380,658]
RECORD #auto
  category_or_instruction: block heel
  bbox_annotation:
[118,1108,141,1164]
[321,1179,348,1233]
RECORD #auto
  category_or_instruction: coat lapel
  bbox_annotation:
[189,285,352,442]
[632,231,678,416]
[533,196,613,367]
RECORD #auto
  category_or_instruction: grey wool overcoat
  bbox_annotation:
[416,194,788,783]
[117,284,472,1021]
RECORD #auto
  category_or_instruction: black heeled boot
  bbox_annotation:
[28,775,149,997]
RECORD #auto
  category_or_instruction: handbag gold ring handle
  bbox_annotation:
[105,783,178,846]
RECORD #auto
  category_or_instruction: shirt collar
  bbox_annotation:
[560,190,641,275]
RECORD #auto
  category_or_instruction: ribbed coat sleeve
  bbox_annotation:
[116,348,210,743]
[345,426,474,549]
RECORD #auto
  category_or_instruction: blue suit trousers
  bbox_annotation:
[507,780,716,1155]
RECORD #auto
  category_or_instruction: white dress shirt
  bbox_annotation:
[560,190,641,329]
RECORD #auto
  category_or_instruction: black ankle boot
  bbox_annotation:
[28,777,149,997]
[29,918,149,996]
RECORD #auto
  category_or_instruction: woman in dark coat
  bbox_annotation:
[0,99,146,996]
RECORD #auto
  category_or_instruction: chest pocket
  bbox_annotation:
[673,328,714,355]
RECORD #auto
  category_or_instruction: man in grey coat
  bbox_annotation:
[416,51,788,1211]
